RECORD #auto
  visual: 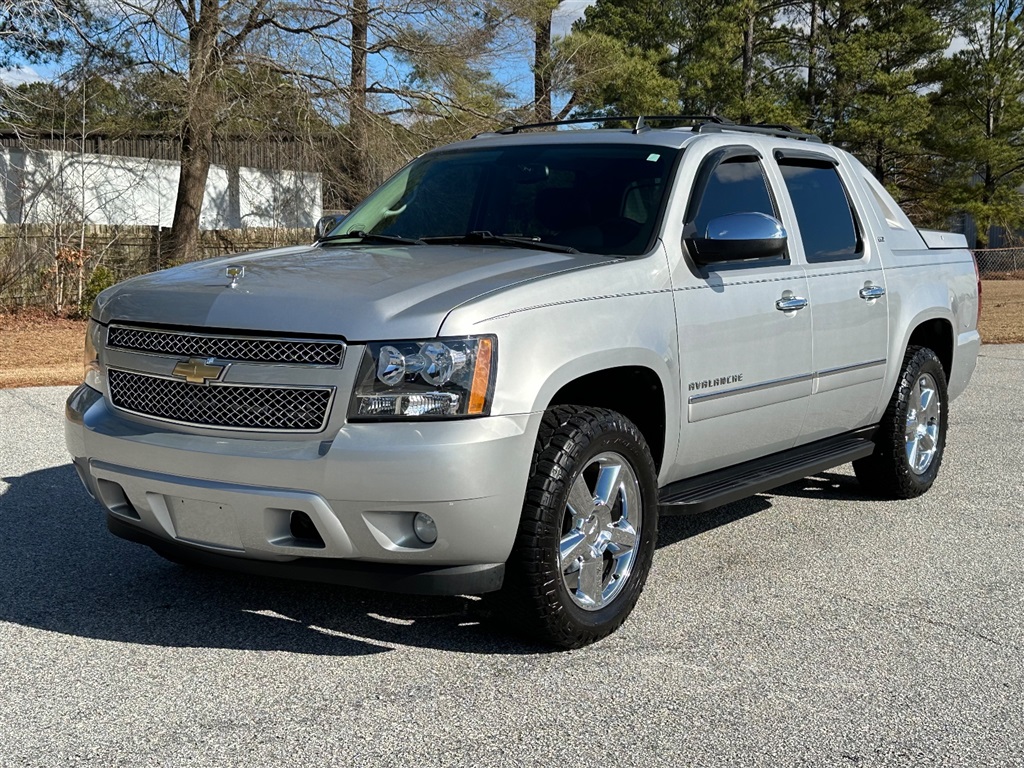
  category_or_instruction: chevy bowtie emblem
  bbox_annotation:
[172,357,228,385]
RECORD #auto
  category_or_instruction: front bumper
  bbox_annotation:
[66,385,541,595]
[107,515,505,595]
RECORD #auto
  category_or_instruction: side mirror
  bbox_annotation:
[314,214,345,242]
[687,212,787,264]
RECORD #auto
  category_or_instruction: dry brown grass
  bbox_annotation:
[1,282,1022,389]
[979,279,1024,344]
[1,311,87,388]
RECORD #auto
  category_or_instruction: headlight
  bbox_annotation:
[349,336,496,420]
[84,319,104,390]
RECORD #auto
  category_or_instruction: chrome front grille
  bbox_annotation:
[107,325,345,366]
[107,369,334,432]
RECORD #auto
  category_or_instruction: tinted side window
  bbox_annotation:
[692,157,776,236]
[779,163,860,262]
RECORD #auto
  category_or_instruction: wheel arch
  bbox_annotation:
[905,316,954,381]
[544,365,668,472]
[874,312,954,423]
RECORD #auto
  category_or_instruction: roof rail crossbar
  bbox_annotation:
[693,122,822,142]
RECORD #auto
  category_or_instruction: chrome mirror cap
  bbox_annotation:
[705,212,787,242]
[314,214,345,242]
[688,212,788,264]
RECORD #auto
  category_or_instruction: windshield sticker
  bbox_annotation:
[646,153,660,162]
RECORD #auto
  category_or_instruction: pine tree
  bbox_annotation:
[927,0,1024,245]
[815,0,952,194]
[572,0,804,122]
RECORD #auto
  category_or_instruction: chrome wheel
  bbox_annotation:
[559,451,642,611]
[905,372,941,475]
[504,406,658,647]
[854,346,948,500]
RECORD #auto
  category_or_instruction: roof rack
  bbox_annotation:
[492,115,733,135]
[692,121,822,142]
[480,115,820,142]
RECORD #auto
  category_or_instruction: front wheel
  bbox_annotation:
[500,406,659,648]
[854,345,949,499]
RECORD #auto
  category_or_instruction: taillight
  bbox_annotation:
[972,253,982,325]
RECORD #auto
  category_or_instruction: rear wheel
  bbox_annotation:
[500,406,659,648]
[854,345,948,499]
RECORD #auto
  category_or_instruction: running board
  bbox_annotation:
[658,428,877,516]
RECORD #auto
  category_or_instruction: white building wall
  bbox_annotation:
[0,147,322,229]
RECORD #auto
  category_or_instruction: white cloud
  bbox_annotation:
[552,0,596,39]
[0,66,45,86]
[946,35,969,56]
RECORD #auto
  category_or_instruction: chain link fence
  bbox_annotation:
[972,247,1024,278]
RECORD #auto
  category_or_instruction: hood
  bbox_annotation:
[94,243,613,339]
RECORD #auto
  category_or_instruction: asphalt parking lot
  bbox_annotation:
[1,347,1022,767]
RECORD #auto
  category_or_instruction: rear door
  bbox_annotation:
[771,149,888,442]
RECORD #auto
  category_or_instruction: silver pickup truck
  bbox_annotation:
[65,117,981,647]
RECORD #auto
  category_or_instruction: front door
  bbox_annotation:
[669,147,812,478]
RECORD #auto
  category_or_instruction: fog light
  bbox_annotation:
[413,512,437,545]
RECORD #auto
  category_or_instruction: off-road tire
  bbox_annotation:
[854,345,948,499]
[499,405,659,649]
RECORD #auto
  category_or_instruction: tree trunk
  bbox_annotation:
[167,0,219,264]
[807,0,818,129]
[829,3,853,143]
[169,115,214,263]
[349,0,370,201]
[741,6,756,122]
[534,5,553,122]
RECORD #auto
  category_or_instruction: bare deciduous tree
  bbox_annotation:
[46,0,519,257]
[89,0,351,261]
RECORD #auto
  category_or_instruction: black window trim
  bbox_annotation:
[683,145,766,231]
[772,148,839,166]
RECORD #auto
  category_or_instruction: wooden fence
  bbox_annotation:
[0,224,311,313]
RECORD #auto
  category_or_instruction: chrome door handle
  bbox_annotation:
[775,296,809,312]
[859,285,886,300]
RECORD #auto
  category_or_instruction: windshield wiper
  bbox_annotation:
[421,231,579,254]
[319,230,426,246]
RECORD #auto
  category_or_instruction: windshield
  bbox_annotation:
[335,143,681,256]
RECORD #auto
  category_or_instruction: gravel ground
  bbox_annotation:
[1,348,1022,767]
